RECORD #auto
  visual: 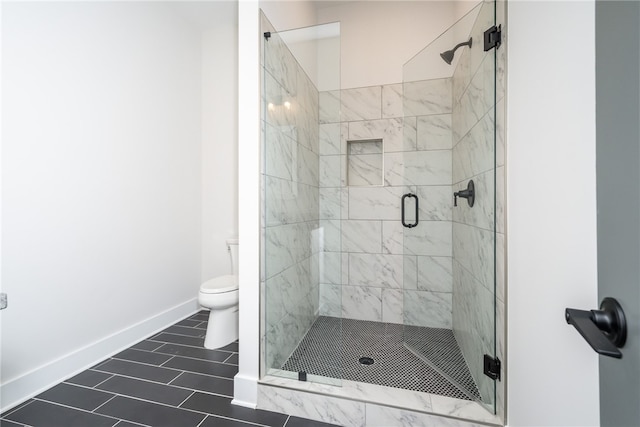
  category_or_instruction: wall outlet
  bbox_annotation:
[0,293,7,310]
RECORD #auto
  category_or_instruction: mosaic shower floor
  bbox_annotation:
[281,316,481,401]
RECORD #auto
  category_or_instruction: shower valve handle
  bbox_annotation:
[454,180,475,207]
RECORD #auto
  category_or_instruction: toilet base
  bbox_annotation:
[203,305,239,350]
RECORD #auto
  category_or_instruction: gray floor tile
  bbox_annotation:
[200,415,268,427]
[161,325,207,338]
[0,419,28,427]
[36,383,115,411]
[96,396,205,427]
[95,359,181,384]
[163,356,238,379]
[153,343,229,363]
[150,333,205,347]
[180,393,288,427]
[175,319,201,328]
[97,375,194,406]
[131,340,164,352]
[112,349,173,366]
[6,400,117,427]
[217,342,239,353]
[224,353,239,365]
[170,372,233,397]
[65,370,113,387]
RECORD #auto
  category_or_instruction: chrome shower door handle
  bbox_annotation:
[401,193,419,228]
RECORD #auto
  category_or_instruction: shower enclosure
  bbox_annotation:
[262,0,499,415]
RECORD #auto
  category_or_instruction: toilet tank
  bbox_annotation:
[226,239,239,276]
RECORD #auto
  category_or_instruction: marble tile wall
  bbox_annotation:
[257,380,501,427]
[450,0,506,417]
[262,29,322,372]
[318,78,454,328]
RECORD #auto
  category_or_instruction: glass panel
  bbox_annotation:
[261,20,342,387]
[402,0,497,413]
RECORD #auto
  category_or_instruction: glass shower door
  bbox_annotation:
[261,20,342,386]
[402,0,498,412]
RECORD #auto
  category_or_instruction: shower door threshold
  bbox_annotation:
[257,375,503,426]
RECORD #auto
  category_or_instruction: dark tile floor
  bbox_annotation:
[1,311,338,427]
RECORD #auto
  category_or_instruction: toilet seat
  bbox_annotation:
[200,275,238,294]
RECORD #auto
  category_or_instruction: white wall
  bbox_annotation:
[200,3,239,282]
[316,1,477,88]
[506,1,599,426]
[1,1,238,410]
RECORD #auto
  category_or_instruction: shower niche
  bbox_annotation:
[346,139,383,187]
[261,0,503,422]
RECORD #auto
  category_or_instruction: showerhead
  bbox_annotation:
[440,37,472,65]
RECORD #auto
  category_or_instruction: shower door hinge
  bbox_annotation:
[483,25,502,51]
[483,354,501,381]
[264,32,271,40]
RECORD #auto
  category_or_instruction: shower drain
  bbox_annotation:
[358,356,374,365]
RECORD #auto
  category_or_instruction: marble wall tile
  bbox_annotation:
[348,139,382,155]
[297,144,319,187]
[319,90,341,124]
[452,56,494,144]
[417,256,453,293]
[365,403,486,427]
[265,222,314,279]
[403,256,418,290]
[417,114,453,151]
[381,289,403,324]
[321,251,342,285]
[266,177,318,226]
[348,154,383,186]
[385,151,452,186]
[341,86,382,122]
[297,103,320,154]
[403,78,452,116]
[452,222,494,291]
[319,220,341,253]
[403,290,452,328]
[452,260,495,405]
[320,187,343,220]
[341,220,382,253]
[382,83,403,118]
[320,155,343,188]
[297,66,319,122]
[416,185,453,221]
[382,221,403,255]
[349,186,403,221]
[258,385,366,427]
[319,283,341,317]
[452,111,494,183]
[349,118,408,153]
[452,169,494,231]
[264,71,295,130]
[265,123,294,181]
[349,253,404,289]
[342,286,382,322]
[320,123,342,156]
[429,394,500,425]
[403,221,452,256]
[264,32,297,96]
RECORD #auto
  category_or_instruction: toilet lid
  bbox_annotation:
[200,275,238,294]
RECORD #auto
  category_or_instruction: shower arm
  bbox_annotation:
[451,39,472,53]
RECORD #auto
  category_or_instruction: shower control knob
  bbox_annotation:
[454,180,475,207]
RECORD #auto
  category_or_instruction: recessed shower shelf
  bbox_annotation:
[346,139,383,187]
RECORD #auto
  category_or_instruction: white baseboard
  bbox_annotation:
[232,373,258,408]
[0,298,200,413]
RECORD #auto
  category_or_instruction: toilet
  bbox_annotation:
[199,239,239,349]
